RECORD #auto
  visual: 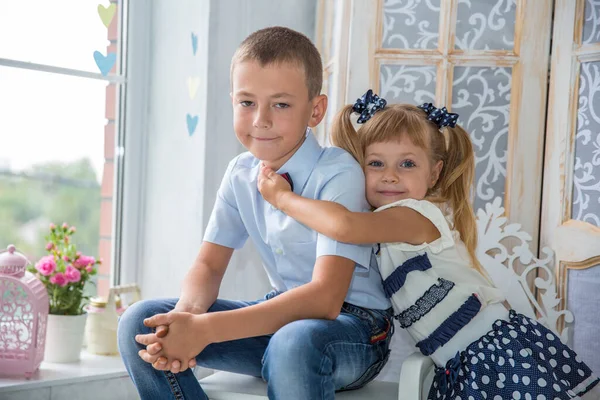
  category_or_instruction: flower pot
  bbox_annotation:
[44,313,87,363]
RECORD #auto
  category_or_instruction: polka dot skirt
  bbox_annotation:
[428,310,599,400]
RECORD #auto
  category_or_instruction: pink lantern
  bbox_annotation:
[0,245,48,378]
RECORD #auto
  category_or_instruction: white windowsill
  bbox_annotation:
[0,351,128,394]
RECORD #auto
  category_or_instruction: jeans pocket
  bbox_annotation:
[339,348,391,391]
[342,304,393,344]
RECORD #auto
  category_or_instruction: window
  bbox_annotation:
[0,0,128,297]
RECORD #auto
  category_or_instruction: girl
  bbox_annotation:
[257,90,599,400]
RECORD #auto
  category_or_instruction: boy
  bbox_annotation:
[118,26,392,400]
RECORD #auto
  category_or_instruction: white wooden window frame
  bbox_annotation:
[0,0,142,287]
[113,0,151,287]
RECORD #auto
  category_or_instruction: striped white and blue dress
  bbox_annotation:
[375,199,599,400]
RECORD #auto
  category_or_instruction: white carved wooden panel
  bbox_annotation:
[381,0,441,50]
[542,0,600,376]
[324,0,552,255]
[571,59,600,226]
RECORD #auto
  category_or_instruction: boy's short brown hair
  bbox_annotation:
[231,26,323,99]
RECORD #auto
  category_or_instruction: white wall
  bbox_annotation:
[124,0,318,300]
[133,0,211,299]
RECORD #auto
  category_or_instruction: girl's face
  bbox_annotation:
[364,137,442,208]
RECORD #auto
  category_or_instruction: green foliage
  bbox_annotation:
[0,159,101,261]
[0,158,102,311]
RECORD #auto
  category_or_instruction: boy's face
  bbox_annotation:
[231,60,326,170]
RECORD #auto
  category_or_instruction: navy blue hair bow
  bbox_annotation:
[352,89,387,124]
[417,103,459,129]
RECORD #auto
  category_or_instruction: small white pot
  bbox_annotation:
[44,313,87,363]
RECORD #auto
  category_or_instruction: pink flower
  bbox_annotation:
[74,255,95,269]
[69,226,76,233]
[50,273,68,287]
[35,256,56,276]
[49,223,56,231]
[45,242,55,251]
[76,251,82,257]
[63,255,70,262]
[65,266,81,283]
[62,223,69,230]
[86,264,94,273]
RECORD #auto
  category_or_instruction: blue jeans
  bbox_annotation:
[118,290,394,400]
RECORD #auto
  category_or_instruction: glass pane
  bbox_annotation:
[452,66,512,213]
[582,0,600,45]
[0,66,119,297]
[567,265,600,375]
[571,61,600,226]
[455,0,516,51]
[0,0,121,74]
[379,64,437,104]
[382,0,440,50]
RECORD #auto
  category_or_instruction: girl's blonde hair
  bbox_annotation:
[331,103,482,273]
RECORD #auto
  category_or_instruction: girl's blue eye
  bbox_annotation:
[368,160,384,167]
[240,101,253,107]
[401,160,416,168]
[275,103,290,109]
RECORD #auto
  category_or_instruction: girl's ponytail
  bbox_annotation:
[436,124,481,273]
[331,105,364,165]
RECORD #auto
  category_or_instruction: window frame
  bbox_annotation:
[0,0,145,290]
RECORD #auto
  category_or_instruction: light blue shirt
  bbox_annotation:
[203,131,391,310]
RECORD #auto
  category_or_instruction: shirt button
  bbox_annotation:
[275,248,284,255]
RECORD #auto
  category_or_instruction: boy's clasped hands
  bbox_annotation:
[135,299,208,374]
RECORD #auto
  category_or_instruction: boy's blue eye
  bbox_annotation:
[401,160,416,168]
[275,103,290,109]
[240,101,253,107]
[367,160,383,167]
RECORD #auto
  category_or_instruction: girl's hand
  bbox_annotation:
[257,165,292,208]
[136,312,211,374]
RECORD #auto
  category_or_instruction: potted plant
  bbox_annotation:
[27,223,100,363]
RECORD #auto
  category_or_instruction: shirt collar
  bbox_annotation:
[276,129,322,194]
